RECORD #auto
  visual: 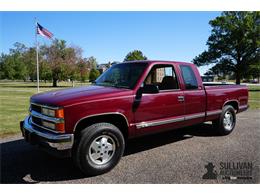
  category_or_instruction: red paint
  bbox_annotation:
[30,61,249,138]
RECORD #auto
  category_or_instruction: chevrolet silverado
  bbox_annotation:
[20,60,249,175]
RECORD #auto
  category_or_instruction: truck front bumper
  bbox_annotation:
[20,116,74,157]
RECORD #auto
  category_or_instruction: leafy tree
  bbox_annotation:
[24,47,37,81]
[41,39,82,87]
[0,43,28,80]
[40,60,52,83]
[124,50,148,62]
[10,42,27,55]
[89,68,100,82]
[0,40,89,85]
[193,12,260,84]
[246,64,260,82]
[77,58,89,82]
[0,54,16,79]
[87,56,98,69]
[204,62,233,79]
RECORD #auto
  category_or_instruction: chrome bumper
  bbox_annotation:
[20,116,74,156]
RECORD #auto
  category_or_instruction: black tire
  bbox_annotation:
[212,105,236,135]
[72,122,125,176]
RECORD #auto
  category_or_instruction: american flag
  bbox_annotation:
[36,23,53,39]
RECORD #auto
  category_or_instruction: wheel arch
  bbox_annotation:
[223,100,239,112]
[73,112,129,140]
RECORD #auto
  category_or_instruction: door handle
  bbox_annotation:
[178,96,185,102]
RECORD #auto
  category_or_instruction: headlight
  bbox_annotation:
[42,107,64,118]
[42,107,55,117]
[42,120,55,130]
[42,120,65,132]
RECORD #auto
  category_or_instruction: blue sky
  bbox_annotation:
[0,12,220,74]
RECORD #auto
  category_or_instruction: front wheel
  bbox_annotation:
[73,123,125,176]
[212,105,236,135]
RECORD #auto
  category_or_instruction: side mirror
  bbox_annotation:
[133,84,159,111]
[141,84,159,94]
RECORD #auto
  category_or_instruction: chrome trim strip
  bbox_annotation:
[136,112,206,129]
[136,117,185,129]
[30,110,64,123]
[206,110,222,116]
[185,112,205,120]
[31,102,62,110]
[239,105,248,110]
[73,112,129,132]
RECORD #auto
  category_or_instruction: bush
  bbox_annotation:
[89,69,100,82]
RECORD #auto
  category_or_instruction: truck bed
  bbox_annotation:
[204,84,248,115]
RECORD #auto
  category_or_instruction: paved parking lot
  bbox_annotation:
[1,109,259,183]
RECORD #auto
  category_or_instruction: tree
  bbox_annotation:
[24,47,37,81]
[40,60,52,83]
[0,42,28,80]
[205,61,233,79]
[89,68,100,82]
[0,54,16,79]
[41,39,83,87]
[124,50,148,62]
[87,56,98,69]
[247,64,260,83]
[77,58,89,82]
[193,12,260,84]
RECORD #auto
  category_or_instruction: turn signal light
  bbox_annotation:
[56,123,65,132]
[55,109,64,118]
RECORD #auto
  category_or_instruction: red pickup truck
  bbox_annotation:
[20,60,248,175]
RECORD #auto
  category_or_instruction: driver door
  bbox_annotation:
[133,64,185,135]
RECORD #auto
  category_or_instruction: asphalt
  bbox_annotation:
[1,109,260,184]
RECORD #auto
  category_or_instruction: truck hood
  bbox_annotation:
[31,85,133,107]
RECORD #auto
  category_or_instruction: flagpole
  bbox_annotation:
[35,18,40,93]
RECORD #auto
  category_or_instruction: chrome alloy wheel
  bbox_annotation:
[223,111,234,131]
[89,135,116,165]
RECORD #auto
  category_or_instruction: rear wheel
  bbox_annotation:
[212,105,236,135]
[73,123,125,176]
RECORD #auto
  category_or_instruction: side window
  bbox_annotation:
[144,65,179,90]
[180,65,198,90]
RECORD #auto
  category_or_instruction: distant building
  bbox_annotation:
[96,64,108,74]
[97,61,119,74]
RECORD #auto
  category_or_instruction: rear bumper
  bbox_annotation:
[20,116,74,157]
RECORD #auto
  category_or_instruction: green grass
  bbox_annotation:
[0,81,90,137]
[248,91,260,109]
[248,85,260,91]
[246,85,260,109]
[0,81,259,137]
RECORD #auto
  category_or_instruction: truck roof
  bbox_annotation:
[121,60,195,66]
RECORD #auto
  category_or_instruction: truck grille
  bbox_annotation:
[31,116,42,126]
[29,103,63,133]
[31,104,42,113]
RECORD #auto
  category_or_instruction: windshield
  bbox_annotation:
[95,62,148,89]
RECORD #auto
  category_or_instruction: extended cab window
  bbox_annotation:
[144,65,179,90]
[180,65,198,89]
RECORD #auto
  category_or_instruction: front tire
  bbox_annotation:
[73,123,125,176]
[212,105,236,135]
